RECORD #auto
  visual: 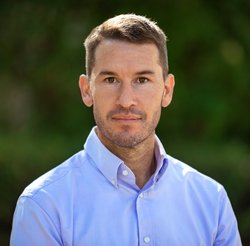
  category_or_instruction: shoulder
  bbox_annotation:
[21,150,89,199]
[166,154,225,195]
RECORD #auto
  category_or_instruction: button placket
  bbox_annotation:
[136,191,153,245]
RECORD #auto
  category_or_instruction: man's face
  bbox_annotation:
[80,40,174,148]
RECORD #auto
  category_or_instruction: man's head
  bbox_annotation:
[84,14,168,79]
[80,14,174,149]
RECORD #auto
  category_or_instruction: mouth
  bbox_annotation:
[108,109,146,124]
[111,115,142,122]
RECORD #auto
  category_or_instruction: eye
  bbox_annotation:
[136,77,149,84]
[104,77,118,84]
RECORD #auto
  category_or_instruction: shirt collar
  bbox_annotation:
[153,135,168,183]
[84,127,123,187]
[84,127,169,188]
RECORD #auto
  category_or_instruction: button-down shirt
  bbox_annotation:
[11,127,242,245]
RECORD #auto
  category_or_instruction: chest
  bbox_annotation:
[59,185,217,246]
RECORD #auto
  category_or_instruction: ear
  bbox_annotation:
[161,73,175,108]
[79,74,93,107]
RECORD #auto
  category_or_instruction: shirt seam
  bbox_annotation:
[24,154,88,199]
[21,196,62,241]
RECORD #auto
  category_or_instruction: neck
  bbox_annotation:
[114,139,156,188]
[96,128,156,188]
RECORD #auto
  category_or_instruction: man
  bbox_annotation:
[11,14,241,245]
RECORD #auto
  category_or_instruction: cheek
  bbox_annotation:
[140,90,163,107]
[92,93,113,113]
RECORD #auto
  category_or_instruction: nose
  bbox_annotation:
[116,83,137,108]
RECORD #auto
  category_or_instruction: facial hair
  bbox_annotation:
[93,106,161,148]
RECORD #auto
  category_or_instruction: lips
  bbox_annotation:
[112,115,142,121]
[107,109,146,121]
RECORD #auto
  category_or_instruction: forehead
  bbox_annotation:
[93,40,161,74]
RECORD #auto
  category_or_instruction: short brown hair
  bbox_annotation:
[84,14,168,78]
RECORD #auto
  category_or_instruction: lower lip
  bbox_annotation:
[112,118,141,123]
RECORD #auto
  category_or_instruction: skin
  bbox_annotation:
[79,40,175,188]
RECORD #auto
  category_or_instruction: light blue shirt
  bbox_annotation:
[11,127,242,245]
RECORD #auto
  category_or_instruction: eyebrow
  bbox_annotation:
[97,70,155,77]
[98,71,117,77]
[135,70,155,76]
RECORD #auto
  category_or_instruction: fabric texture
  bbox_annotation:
[10,127,242,245]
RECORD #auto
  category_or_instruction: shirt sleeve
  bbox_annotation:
[214,188,242,246]
[10,196,63,246]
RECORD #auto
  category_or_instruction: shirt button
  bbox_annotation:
[122,170,129,176]
[111,179,116,185]
[143,236,150,243]
[138,193,143,198]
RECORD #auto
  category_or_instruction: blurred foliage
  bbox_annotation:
[0,0,249,245]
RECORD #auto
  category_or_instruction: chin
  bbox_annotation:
[108,131,147,147]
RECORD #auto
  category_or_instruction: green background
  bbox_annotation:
[0,0,249,245]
